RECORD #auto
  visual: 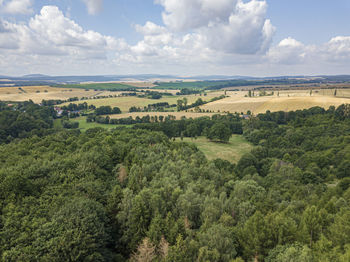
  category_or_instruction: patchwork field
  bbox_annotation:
[176,135,253,163]
[0,85,122,103]
[201,89,350,114]
[1,84,349,116]
[80,81,157,88]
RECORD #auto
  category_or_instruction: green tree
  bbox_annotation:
[300,206,322,247]
[32,198,111,261]
[239,211,269,261]
[206,122,231,142]
[177,100,183,111]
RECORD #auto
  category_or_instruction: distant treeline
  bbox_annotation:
[152,79,332,91]
[129,102,176,112]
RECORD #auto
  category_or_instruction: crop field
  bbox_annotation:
[109,111,221,120]
[79,81,157,88]
[201,89,350,114]
[62,91,224,112]
[56,82,137,90]
[176,135,253,163]
[0,85,123,103]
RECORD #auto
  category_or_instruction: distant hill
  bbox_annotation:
[0,74,350,87]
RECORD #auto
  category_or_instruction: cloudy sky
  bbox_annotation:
[0,0,349,76]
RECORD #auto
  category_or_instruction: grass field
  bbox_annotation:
[201,89,350,114]
[59,117,132,131]
[176,135,253,163]
[73,118,134,131]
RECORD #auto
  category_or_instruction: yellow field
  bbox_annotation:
[80,81,157,88]
[201,90,350,114]
[0,86,124,103]
[2,85,349,115]
[109,111,220,120]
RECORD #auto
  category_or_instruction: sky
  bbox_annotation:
[0,0,349,76]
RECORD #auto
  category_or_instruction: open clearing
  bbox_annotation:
[176,135,253,163]
[55,118,132,132]
[109,111,220,120]
[201,89,350,114]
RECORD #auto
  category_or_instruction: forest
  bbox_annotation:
[0,102,350,261]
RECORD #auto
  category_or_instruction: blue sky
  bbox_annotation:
[0,0,350,76]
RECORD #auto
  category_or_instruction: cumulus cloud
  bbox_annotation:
[154,0,275,55]
[0,5,123,59]
[202,0,275,54]
[2,3,350,76]
[135,21,168,36]
[267,37,307,64]
[322,36,350,61]
[1,0,33,14]
[267,36,350,67]
[82,0,103,15]
[0,20,20,49]
[156,0,237,31]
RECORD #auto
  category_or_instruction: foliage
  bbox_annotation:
[0,104,350,261]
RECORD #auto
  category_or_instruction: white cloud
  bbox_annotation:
[156,0,237,31]
[1,0,33,14]
[154,0,275,55]
[267,36,350,67]
[2,3,350,76]
[0,20,20,49]
[135,21,167,36]
[267,37,307,64]
[0,5,124,60]
[323,36,350,61]
[82,0,103,15]
[201,0,275,54]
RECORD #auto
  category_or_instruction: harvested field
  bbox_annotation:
[0,86,123,103]
[201,90,350,114]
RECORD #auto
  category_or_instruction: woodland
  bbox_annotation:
[0,101,350,261]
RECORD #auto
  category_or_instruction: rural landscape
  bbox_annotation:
[1,74,350,261]
[1,0,350,261]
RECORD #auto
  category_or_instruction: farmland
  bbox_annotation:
[201,89,350,114]
[176,135,253,163]
[0,85,123,103]
[55,82,141,90]
[61,91,224,112]
[1,84,349,116]
[108,111,221,120]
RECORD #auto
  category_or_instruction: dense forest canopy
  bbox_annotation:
[0,102,350,261]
